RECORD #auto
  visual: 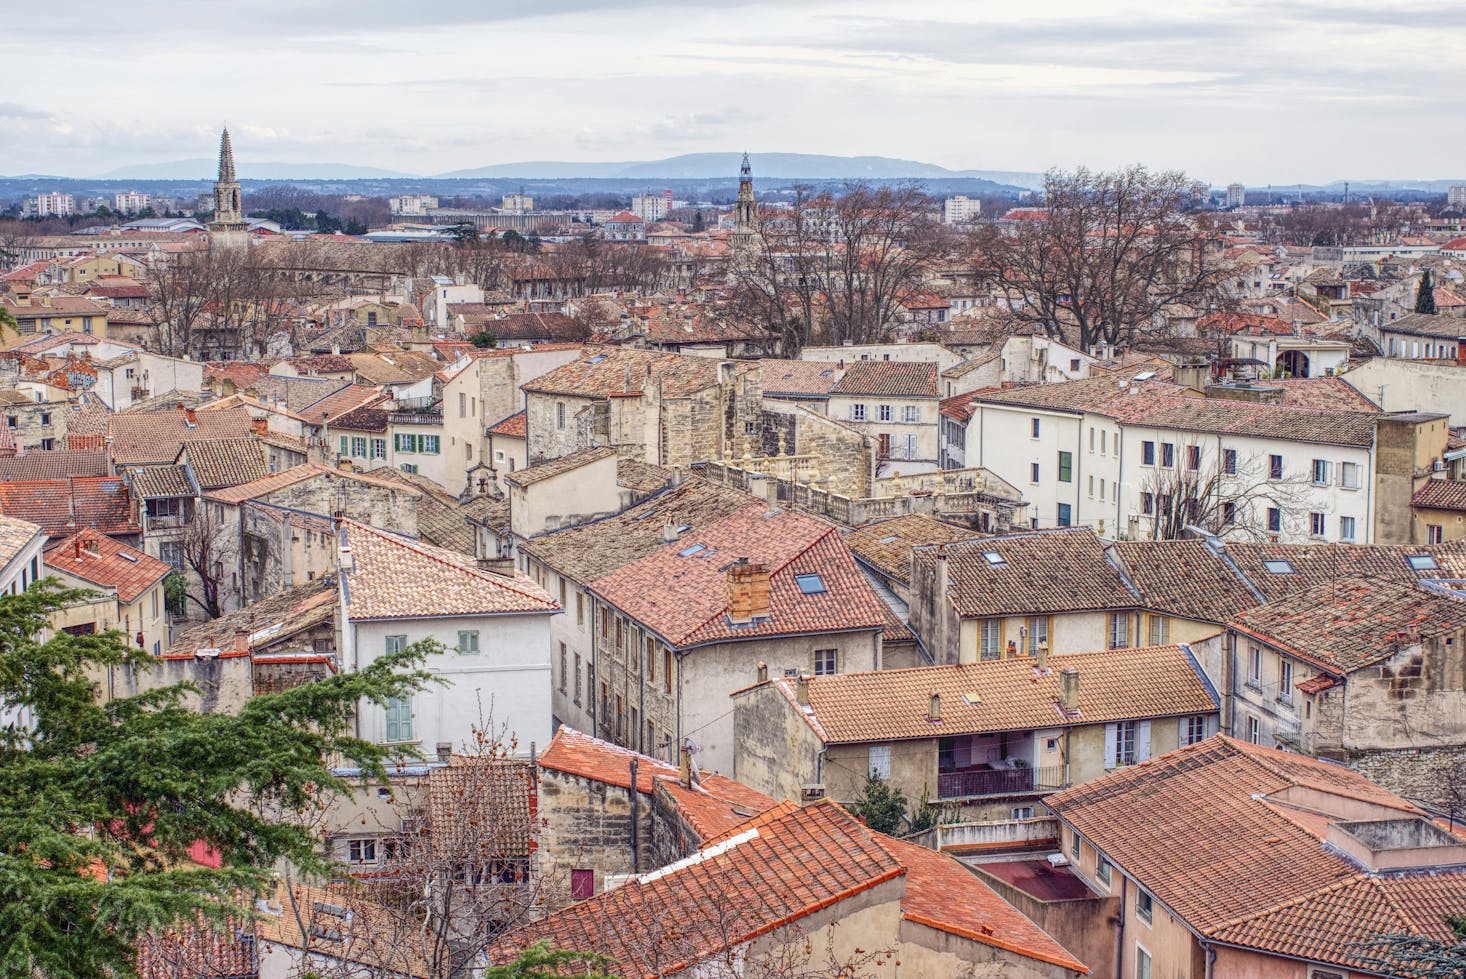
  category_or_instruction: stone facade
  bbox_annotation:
[1,399,67,452]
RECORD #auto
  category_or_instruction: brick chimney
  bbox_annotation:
[251,417,268,436]
[233,630,250,655]
[1059,668,1080,713]
[726,557,771,624]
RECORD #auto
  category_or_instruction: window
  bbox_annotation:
[664,649,673,693]
[1222,501,1237,526]
[385,635,408,656]
[347,838,377,864]
[1340,516,1356,541]
[1109,721,1138,767]
[1100,430,1107,453]
[351,436,367,457]
[1031,417,1041,438]
[394,433,414,453]
[1186,444,1201,470]
[646,636,656,682]
[371,438,386,459]
[1267,507,1281,532]
[1279,658,1294,703]
[1011,806,1035,820]
[850,404,867,421]
[1097,858,1112,887]
[982,550,1007,567]
[339,435,349,455]
[1071,831,1081,858]
[159,541,184,569]
[1310,512,1325,537]
[1428,524,1444,545]
[1026,616,1049,656]
[1147,615,1169,646]
[1406,554,1439,571]
[559,643,567,693]
[1269,454,1283,480]
[1246,715,1260,744]
[1141,492,1154,515]
[459,392,467,418]
[902,405,920,423]
[1341,462,1360,489]
[1058,451,1073,482]
[979,619,1003,660]
[1223,448,1237,475]
[878,404,892,422]
[384,697,413,743]
[1136,945,1152,979]
[1181,715,1208,746]
[1108,612,1129,649]
[556,402,566,429]
[576,592,584,627]
[570,869,594,900]
[1057,502,1072,527]
[1136,889,1154,926]
[422,435,440,454]
[1142,441,1155,465]
[1263,559,1295,574]
[457,630,480,655]
[574,652,582,702]
[1030,462,1040,483]
[1311,459,1329,485]
[813,648,838,676]
[902,433,918,460]
[868,744,891,779]
[1089,474,1095,498]
[1160,442,1174,468]
[794,573,827,595]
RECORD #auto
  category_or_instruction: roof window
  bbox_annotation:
[794,573,827,595]
[1406,554,1439,571]
[878,535,900,544]
[678,543,706,557]
[586,354,608,364]
[1262,559,1295,574]
[982,551,1007,568]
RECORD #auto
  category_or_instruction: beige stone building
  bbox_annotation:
[45,529,170,658]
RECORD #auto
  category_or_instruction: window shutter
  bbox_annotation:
[1138,720,1152,760]
[1207,714,1220,738]
[1104,724,1117,769]
[868,744,891,779]
[1178,716,1189,744]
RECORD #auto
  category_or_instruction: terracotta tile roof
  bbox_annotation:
[348,351,439,385]
[491,801,905,977]
[941,350,1002,378]
[340,518,557,620]
[488,311,583,342]
[1222,539,1466,602]
[166,575,338,659]
[506,445,616,488]
[0,450,109,480]
[136,920,257,979]
[757,358,841,398]
[1270,377,1380,412]
[539,726,779,839]
[829,360,938,399]
[1047,736,1453,972]
[108,406,255,467]
[0,477,139,537]
[590,507,888,648]
[919,528,1138,619]
[518,477,757,584]
[45,529,170,603]
[1383,311,1466,339]
[203,463,419,506]
[289,353,356,374]
[522,347,750,399]
[617,458,672,496]
[326,405,390,433]
[1229,576,1466,675]
[125,464,194,499]
[779,643,1217,744]
[428,756,535,858]
[296,384,389,425]
[1412,478,1466,512]
[844,513,983,586]
[1139,397,1380,449]
[1110,539,1264,623]
[67,398,110,440]
[177,437,268,490]
[485,409,526,438]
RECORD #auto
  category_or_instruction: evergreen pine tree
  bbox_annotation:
[850,770,908,835]
[0,581,431,978]
[1416,270,1438,315]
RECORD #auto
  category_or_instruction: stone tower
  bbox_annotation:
[733,152,756,248]
[209,127,249,245]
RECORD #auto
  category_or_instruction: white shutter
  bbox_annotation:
[1138,720,1152,761]
[1178,716,1190,745]
[868,744,891,779]
[1103,724,1117,769]
[1207,714,1220,738]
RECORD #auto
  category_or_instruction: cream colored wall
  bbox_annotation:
[958,611,1114,663]
[1413,505,1466,544]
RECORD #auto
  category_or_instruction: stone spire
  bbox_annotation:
[218,127,237,184]
[733,152,756,249]
[209,125,248,245]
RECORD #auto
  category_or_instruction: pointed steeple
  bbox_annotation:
[218,127,237,184]
[740,151,751,178]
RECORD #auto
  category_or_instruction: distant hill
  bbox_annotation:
[438,152,1047,188]
[95,159,420,180]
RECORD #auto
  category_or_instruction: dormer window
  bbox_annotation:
[982,551,1007,568]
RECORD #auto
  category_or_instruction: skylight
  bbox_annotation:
[794,573,827,595]
[1406,554,1439,571]
[678,544,706,557]
[586,354,608,364]
[878,535,900,544]
[982,551,1007,568]
[1262,559,1295,574]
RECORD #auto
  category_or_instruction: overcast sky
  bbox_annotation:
[3,0,1462,183]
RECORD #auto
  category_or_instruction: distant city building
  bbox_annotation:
[630,192,669,222]
[388,194,439,216]
[1449,185,1466,208]
[942,195,982,225]
[501,193,533,214]
[24,192,75,218]
[1226,182,1246,208]
[114,191,151,214]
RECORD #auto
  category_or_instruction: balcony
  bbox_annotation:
[937,764,1065,801]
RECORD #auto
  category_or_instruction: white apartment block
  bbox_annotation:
[943,195,982,225]
[501,193,534,214]
[1226,183,1246,208]
[113,191,151,213]
[388,195,439,216]
[630,193,669,222]
[1449,185,1466,208]
[26,192,75,217]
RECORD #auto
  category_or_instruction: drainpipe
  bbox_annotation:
[628,758,640,871]
[1204,940,1217,979]
[1115,871,1128,979]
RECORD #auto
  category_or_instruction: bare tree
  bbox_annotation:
[1136,438,1317,542]
[178,502,238,618]
[975,166,1238,352]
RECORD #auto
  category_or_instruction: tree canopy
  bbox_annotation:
[0,581,430,979]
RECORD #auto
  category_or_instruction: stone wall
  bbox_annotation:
[2,400,68,451]
[1347,745,1466,809]
[535,767,656,909]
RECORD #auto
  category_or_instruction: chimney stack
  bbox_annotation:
[662,520,680,543]
[183,408,197,427]
[475,555,517,577]
[928,691,942,722]
[757,661,768,684]
[726,557,772,624]
[1059,668,1080,713]
[436,742,452,763]
[251,417,268,436]
[764,478,779,516]
[678,743,693,788]
[1035,640,1050,672]
[233,630,250,655]
[796,674,810,706]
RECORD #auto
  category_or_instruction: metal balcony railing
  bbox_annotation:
[937,765,1065,800]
